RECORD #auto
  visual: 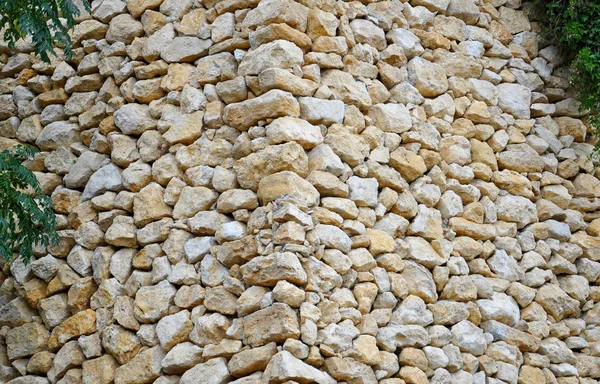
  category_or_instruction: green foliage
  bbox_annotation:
[0,145,58,264]
[534,0,600,155]
[0,0,90,62]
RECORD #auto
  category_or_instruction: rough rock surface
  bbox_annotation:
[1,0,600,383]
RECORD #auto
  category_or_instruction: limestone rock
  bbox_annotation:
[113,104,157,135]
[257,171,320,207]
[156,310,193,350]
[368,103,412,134]
[223,90,299,130]
[134,281,177,323]
[266,117,323,149]
[451,320,487,355]
[263,351,336,384]
[48,309,96,350]
[228,342,277,377]
[101,325,141,365]
[241,252,307,286]
[161,342,203,374]
[114,346,165,384]
[82,355,118,384]
[307,224,352,253]
[535,284,580,321]
[133,183,173,226]
[161,37,211,63]
[243,303,300,347]
[35,122,80,151]
[497,83,532,119]
[242,0,309,32]
[6,322,49,360]
[299,97,345,125]
[234,142,308,190]
[404,236,447,268]
[407,57,448,97]
[180,357,231,384]
[238,40,304,76]
[107,14,143,44]
[377,324,430,351]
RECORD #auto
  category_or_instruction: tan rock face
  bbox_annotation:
[223,89,300,130]
[238,40,304,76]
[48,309,96,350]
[241,252,307,286]
[234,142,309,190]
[228,342,277,377]
[6,323,49,360]
[243,303,301,347]
[407,57,449,97]
[257,171,320,207]
[3,0,600,383]
[133,182,172,225]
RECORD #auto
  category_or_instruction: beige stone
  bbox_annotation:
[133,182,173,226]
[223,90,299,130]
[243,303,300,347]
[257,171,319,207]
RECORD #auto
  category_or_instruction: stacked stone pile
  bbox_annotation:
[1,0,600,382]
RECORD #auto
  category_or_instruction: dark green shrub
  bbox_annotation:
[534,0,600,154]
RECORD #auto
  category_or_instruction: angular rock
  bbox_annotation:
[368,103,412,134]
[407,57,448,97]
[266,116,323,149]
[257,171,319,207]
[114,346,165,384]
[241,252,307,287]
[35,122,80,151]
[404,237,447,268]
[156,310,193,350]
[161,342,203,374]
[451,320,487,355]
[299,97,345,125]
[497,83,532,119]
[82,355,118,384]
[134,281,177,323]
[263,351,336,384]
[228,342,277,377]
[223,90,299,130]
[6,322,49,360]
[180,357,231,384]
[113,104,157,135]
[238,40,304,76]
[243,303,300,347]
[535,284,580,321]
[161,37,211,63]
[133,183,173,226]
[48,309,96,350]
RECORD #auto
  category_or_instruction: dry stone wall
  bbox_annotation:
[1,0,600,383]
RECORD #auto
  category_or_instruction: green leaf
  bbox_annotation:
[0,0,90,62]
[534,0,600,158]
[0,145,58,264]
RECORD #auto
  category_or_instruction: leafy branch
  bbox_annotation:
[0,0,90,62]
[533,0,600,155]
[0,145,58,264]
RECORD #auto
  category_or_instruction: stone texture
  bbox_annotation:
[1,2,599,384]
[243,303,300,347]
[223,90,299,130]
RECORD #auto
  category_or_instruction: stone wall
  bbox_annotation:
[1,0,600,382]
